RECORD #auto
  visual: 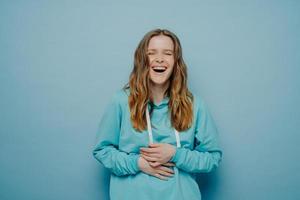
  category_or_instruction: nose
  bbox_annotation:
[155,55,164,63]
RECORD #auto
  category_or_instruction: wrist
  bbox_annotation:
[138,156,146,171]
[170,147,178,162]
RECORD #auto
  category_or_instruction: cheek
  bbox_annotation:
[167,67,174,77]
[164,66,174,79]
[168,59,175,71]
[148,56,155,64]
[167,57,175,66]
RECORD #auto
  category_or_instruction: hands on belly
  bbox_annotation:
[138,143,176,180]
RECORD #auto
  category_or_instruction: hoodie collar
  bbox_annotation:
[148,96,169,109]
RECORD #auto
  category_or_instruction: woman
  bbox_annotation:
[93,28,223,200]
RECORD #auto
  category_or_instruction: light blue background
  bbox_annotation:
[1,0,299,200]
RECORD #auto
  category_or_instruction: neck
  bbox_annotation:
[150,81,170,105]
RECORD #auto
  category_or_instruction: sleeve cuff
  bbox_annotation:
[170,147,182,163]
[132,154,141,173]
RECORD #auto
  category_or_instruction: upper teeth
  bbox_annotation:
[153,66,166,70]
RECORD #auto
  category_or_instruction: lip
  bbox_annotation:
[151,66,167,73]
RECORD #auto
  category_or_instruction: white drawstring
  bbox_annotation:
[146,106,181,148]
[145,107,154,145]
[174,129,181,148]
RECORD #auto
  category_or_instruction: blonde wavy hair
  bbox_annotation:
[124,28,194,132]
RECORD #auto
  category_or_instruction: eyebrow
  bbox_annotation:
[147,49,174,52]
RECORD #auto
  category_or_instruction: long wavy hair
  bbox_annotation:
[123,28,194,132]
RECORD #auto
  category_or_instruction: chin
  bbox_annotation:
[150,78,168,86]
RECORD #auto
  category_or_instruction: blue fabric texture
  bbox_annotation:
[93,88,223,200]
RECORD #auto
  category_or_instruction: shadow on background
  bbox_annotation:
[197,169,222,200]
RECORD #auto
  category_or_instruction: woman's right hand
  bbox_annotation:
[138,156,175,180]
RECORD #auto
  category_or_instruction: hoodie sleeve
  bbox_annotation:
[170,96,223,173]
[92,91,140,176]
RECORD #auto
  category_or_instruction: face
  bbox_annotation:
[147,35,175,87]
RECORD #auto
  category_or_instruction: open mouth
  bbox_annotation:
[152,66,167,73]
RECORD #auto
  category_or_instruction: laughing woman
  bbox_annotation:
[93,29,223,200]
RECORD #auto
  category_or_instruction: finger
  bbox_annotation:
[157,166,174,174]
[162,162,175,167]
[149,143,161,147]
[140,147,159,153]
[153,173,168,181]
[157,169,174,177]
[140,151,160,158]
[149,161,161,167]
[141,154,157,162]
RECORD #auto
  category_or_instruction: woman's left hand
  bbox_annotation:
[140,143,176,167]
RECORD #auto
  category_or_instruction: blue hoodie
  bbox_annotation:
[93,88,222,200]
